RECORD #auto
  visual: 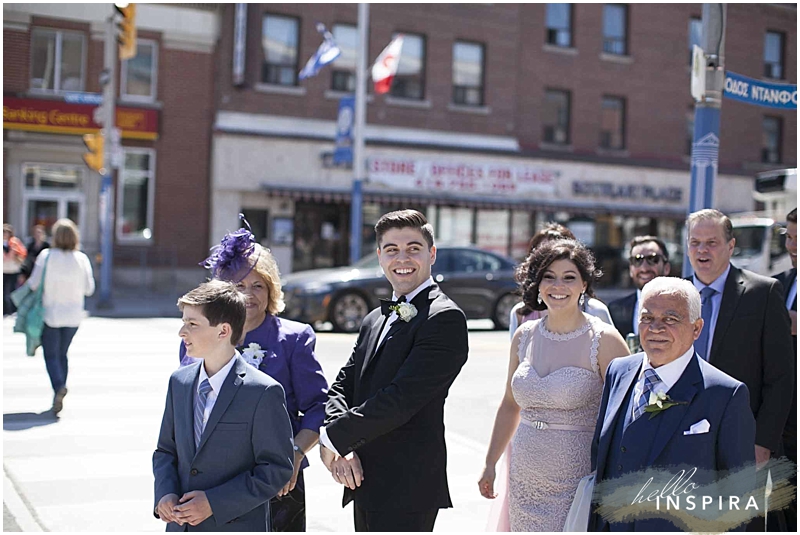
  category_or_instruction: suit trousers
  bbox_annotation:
[353,504,438,532]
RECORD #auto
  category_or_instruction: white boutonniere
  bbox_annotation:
[644,391,687,419]
[391,302,418,322]
[241,342,266,368]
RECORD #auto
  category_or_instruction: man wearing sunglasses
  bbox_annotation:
[608,236,671,342]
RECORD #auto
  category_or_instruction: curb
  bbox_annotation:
[3,466,45,532]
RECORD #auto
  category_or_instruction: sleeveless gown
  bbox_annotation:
[508,315,604,532]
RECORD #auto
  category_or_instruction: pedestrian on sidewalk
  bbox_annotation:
[3,223,27,315]
[27,218,95,415]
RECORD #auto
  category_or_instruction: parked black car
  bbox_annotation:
[281,246,520,333]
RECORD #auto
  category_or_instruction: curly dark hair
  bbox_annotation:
[516,238,602,312]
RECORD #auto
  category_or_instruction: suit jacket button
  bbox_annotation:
[620,446,626,453]
[190,469,198,476]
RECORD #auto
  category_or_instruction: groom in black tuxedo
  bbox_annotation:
[320,209,469,532]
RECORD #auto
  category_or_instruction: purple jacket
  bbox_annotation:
[179,314,328,469]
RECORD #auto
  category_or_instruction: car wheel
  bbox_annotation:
[330,292,370,333]
[492,293,520,331]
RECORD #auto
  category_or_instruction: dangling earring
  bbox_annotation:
[537,293,543,305]
[579,292,585,307]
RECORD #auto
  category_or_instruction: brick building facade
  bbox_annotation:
[209,3,795,286]
[3,3,217,291]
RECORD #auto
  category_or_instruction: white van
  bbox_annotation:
[729,215,791,276]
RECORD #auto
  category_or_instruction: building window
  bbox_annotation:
[30,28,85,92]
[262,14,299,86]
[331,24,357,92]
[688,17,702,64]
[600,96,625,150]
[117,149,155,242]
[452,41,484,106]
[764,31,784,79]
[761,116,782,164]
[391,33,425,100]
[121,39,158,101]
[545,3,573,47]
[602,4,628,55]
[542,89,571,145]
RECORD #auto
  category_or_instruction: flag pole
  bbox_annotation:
[350,3,369,265]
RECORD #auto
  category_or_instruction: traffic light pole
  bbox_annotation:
[684,3,727,277]
[98,15,117,307]
[349,3,368,264]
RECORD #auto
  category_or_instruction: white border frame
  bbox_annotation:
[116,147,157,244]
[120,38,159,103]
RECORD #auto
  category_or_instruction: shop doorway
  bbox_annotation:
[21,163,85,240]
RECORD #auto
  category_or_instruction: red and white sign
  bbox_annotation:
[368,156,558,197]
[371,35,404,94]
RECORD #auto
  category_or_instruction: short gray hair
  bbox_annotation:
[686,209,734,243]
[640,277,701,322]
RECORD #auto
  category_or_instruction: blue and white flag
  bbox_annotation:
[298,23,341,80]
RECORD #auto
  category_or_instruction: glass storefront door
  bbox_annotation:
[22,163,85,240]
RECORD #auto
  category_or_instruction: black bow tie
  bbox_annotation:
[380,295,407,316]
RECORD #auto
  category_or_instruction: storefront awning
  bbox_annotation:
[259,183,688,219]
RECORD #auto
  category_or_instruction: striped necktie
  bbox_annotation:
[632,368,662,422]
[194,379,213,447]
[694,286,717,360]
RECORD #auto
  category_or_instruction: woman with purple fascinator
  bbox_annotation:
[179,215,328,532]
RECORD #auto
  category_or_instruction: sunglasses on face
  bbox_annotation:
[630,253,665,267]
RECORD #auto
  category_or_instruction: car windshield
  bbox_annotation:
[732,226,766,258]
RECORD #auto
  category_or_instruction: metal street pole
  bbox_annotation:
[684,3,727,277]
[98,14,117,306]
[350,2,369,265]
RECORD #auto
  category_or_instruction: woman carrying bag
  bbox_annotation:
[27,219,95,415]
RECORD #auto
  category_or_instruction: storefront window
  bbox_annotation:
[293,202,349,271]
[476,210,509,257]
[117,149,155,242]
[437,207,473,246]
[30,28,85,93]
[24,164,82,190]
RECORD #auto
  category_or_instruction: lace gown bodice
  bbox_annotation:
[507,315,605,532]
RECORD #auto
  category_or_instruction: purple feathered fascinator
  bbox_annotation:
[200,214,261,282]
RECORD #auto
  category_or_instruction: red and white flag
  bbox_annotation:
[371,35,404,94]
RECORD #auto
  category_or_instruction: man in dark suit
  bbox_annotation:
[686,209,794,531]
[774,207,796,532]
[153,281,295,531]
[320,209,469,532]
[608,236,671,342]
[591,277,756,531]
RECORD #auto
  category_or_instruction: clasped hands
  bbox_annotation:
[320,445,363,490]
[156,491,212,526]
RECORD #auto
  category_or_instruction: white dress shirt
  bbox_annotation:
[631,346,695,420]
[633,289,642,335]
[196,352,238,436]
[320,277,434,456]
[692,264,731,360]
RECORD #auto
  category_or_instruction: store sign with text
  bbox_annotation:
[572,181,683,203]
[368,156,558,196]
[3,97,159,140]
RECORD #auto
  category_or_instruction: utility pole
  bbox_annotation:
[98,13,118,306]
[349,3,369,265]
[684,3,727,277]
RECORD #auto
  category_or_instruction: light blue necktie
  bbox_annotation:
[633,368,662,422]
[694,287,717,361]
[194,379,213,447]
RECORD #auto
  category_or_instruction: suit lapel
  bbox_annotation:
[183,363,202,457]
[597,357,641,480]
[360,313,390,379]
[709,267,745,363]
[646,355,702,464]
[195,355,247,456]
[360,284,438,378]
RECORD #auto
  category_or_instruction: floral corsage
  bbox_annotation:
[241,342,266,368]
[644,391,687,419]
[391,302,418,322]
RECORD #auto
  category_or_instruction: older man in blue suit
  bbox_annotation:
[590,277,756,531]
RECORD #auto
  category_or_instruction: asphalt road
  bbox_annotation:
[3,316,511,532]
